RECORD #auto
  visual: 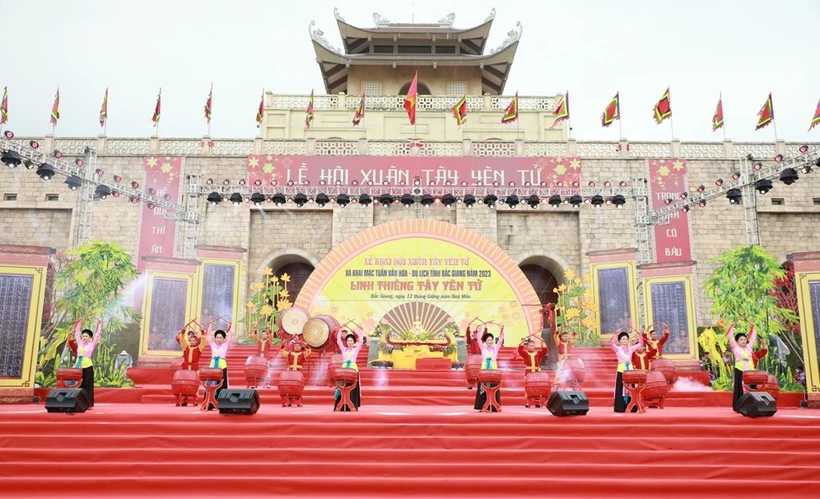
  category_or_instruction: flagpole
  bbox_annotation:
[208,83,212,137]
[567,91,572,139]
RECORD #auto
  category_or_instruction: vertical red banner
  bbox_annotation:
[137,156,183,271]
[648,159,692,263]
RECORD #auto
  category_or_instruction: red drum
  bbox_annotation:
[244,356,270,388]
[649,358,677,384]
[742,370,769,387]
[169,357,184,373]
[279,306,310,337]
[643,371,669,408]
[327,354,344,387]
[478,369,502,384]
[622,370,648,385]
[560,358,586,384]
[524,372,552,407]
[171,369,200,406]
[765,374,780,401]
[303,315,340,350]
[332,367,359,385]
[465,355,483,387]
[56,368,83,388]
[278,370,306,407]
[199,368,224,383]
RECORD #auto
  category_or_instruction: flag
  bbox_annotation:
[256,90,264,128]
[0,86,8,125]
[152,88,161,126]
[99,88,108,128]
[712,94,724,131]
[50,88,60,126]
[653,87,672,124]
[808,98,820,132]
[204,84,213,124]
[305,89,314,129]
[755,92,774,131]
[551,91,569,128]
[601,92,620,127]
[501,92,519,123]
[451,94,467,126]
[403,72,418,125]
[352,91,365,126]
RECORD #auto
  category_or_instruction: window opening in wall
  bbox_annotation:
[814,198,820,206]
[46,194,59,201]
[363,82,382,96]
[4,193,18,201]
[770,198,784,206]
[448,82,467,96]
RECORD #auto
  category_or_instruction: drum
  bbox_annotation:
[742,370,769,387]
[171,370,200,397]
[478,369,502,384]
[622,370,648,385]
[649,358,677,384]
[560,358,586,384]
[303,315,340,349]
[524,372,552,398]
[465,354,483,382]
[56,368,83,388]
[643,370,669,401]
[765,374,780,401]
[327,354,344,387]
[278,370,306,398]
[332,367,359,385]
[279,306,310,337]
[244,356,269,387]
[199,368,224,383]
[169,358,184,372]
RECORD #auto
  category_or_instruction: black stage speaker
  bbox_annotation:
[45,388,90,413]
[738,392,777,418]
[217,389,260,415]
[548,390,589,416]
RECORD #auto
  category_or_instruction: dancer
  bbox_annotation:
[72,317,102,408]
[727,323,757,413]
[518,335,548,408]
[206,317,233,410]
[334,328,364,411]
[643,324,670,359]
[631,343,651,371]
[553,329,577,379]
[465,324,483,355]
[253,323,276,388]
[610,331,644,413]
[283,338,312,370]
[752,341,768,369]
[176,319,207,371]
[474,327,504,412]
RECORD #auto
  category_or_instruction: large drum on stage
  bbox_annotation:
[765,374,779,401]
[278,370,306,398]
[199,368,224,384]
[465,355,483,383]
[332,367,359,385]
[171,369,200,405]
[303,315,340,350]
[524,372,552,398]
[56,368,83,388]
[279,306,310,337]
[643,370,669,406]
[327,354,344,387]
[649,358,677,384]
[478,369,503,385]
[244,356,270,387]
[622,370,648,385]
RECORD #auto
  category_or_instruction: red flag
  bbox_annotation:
[256,90,264,128]
[601,92,620,127]
[99,88,108,128]
[712,94,724,131]
[403,72,418,125]
[551,91,569,128]
[653,88,672,124]
[1,86,8,125]
[204,84,213,124]
[352,91,365,126]
[152,88,161,126]
[755,93,774,131]
[501,92,519,123]
[451,94,467,126]
[808,98,820,132]
[305,89,314,130]
[50,88,60,126]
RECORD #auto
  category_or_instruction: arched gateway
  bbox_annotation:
[294,219,541,344]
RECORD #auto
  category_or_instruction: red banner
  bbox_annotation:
[137,156,183,271]
[247,155,582,188]
[648,159,692,263]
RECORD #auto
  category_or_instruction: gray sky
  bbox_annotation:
[1,0,818,142]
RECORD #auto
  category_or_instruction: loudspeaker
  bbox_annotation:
[737,392,777,418]
[217,389,260,415]
[45,388,90,413]
[547,390,589,416]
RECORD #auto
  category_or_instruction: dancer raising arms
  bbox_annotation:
[727,323,757,413]
[72,317,103,408]
[176,318,207,371]
[334,328,365,411]
[610,330,644,413]
[473,327,504,411]
[205,317,233,410]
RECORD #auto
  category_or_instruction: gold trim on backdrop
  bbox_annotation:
[642,274,697,361]
[139,271,198,358]
[194,258,242,335]
[0,264,48,389]
[590,261,639,339]
[795,272,820,394]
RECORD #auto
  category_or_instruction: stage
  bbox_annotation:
[2,401,819,498]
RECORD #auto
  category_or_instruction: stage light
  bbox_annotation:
[442,194,456,208]
[272,193,286,206]
[382,180,389,186]
[492,181,500,187]
[316,193,330,207]
[294,193,309,207]
[250,193,265,206]
[304,180,312,186]
[358,193,372,207]
[164,194,172,201]
[505,194,519,209]
[75,158,85,167]
[23,160,33,170]
[421,194,434,208]
[588,181,596,188]
[779,168,798,185]
[698,199,707,208]
[696,185,705,193]
[29,140,39,149]
[36,163,55,180]
[483,194,497,208]
[54,149,63,158]
[715,178,723,186]
[753,162,762,171]
[130,196,139,204]
[755,179,773,195]
[271,179,278,186]
[732,172,741,180]
[428,181,435,186]
[682,205,690,213]
[223,179,230,186]
[379,194,394,208]
[591,194,604,208]
[527,194,539,209]
[619,181,628,187]
[572,181,580,188]
[604,181,612,188]
[253,179,262,186]
[463,194,476,209]
[524,181,531,187]
[336,193,350,207]
[664,198,672,205]
[148,188,157,196]
[569,195,582,209]
[111,190,120,198]
[94,168,104,177]
[774,154,784,163]
[461,181,468,186]
[727,188,742,204]
[207,192,222,205]
[801,163,813,175]
[613,194,626,209]
[131,181,140,189]
[508,181,515,187]
[3,130,13,138]
[113,175,122,183]
[206,178,214,185]
[236,179,245,186]
[1,149,21,168]
[548,195,562,208]
[400,194,415,208]
[680,192,688,199]
[147,202,155,209]
[95,185,111,200]
[413,178,421,186]
[64,175,82,190]
[556,181,563,187]
[351,180,358,186]
[799,145,809,154]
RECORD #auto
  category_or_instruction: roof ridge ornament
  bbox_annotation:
[489,21,522,54]
[373,13,390,27]
[309,20,342,55]
[333,7,344,22]
[485,8,496,23]
[437,13,455,27]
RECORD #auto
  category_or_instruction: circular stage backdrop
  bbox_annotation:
[294,220,541,345]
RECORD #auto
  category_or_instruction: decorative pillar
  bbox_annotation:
[587,248,639,340]
[790,251,820,407]
[149,136,160,154]
[637,260,699,363]
[195,246,245,337]
[0,245,54,404]
[97,135,107,155]
[254,136,263,155]
[138,257,201,364]
[566,137,577,156]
